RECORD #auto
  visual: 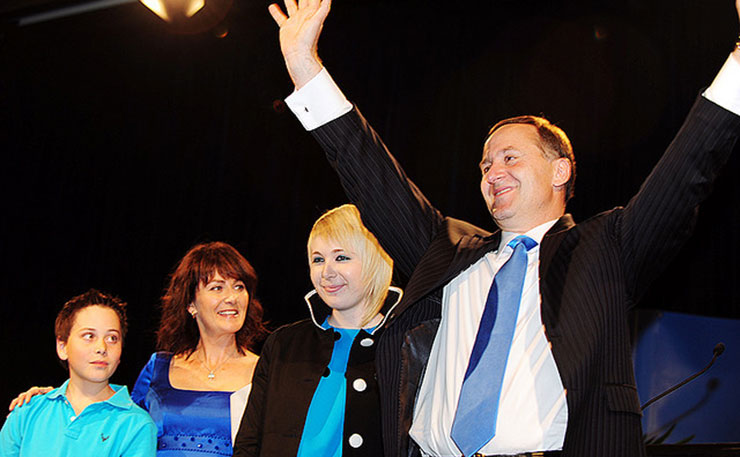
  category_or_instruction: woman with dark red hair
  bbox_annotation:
[131,241,268,456]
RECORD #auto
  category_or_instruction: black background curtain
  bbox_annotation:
[1,0,739,406]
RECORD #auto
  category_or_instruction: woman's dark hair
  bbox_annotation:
[156,241,268,356]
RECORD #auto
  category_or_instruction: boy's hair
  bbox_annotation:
[55,289,128,343]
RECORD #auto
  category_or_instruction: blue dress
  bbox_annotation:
[131,352,234,456]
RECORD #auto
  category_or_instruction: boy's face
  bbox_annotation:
[56,305,122,387]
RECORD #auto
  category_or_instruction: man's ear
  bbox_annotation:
[56,338,68,361]
[552,157,572,188]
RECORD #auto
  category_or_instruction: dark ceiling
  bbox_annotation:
[0,0,131,23]
[1,0,79,16]
[1,0,65,13]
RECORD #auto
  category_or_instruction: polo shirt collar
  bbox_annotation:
[45,380,133,410]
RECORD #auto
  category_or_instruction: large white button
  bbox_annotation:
[352,378,367,392]
[360,338,374,347]
[348,433,363,448]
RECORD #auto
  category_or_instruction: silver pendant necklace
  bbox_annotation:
[197,350,233,381]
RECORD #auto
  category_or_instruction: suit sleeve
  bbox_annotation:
[620,95,740,302]
[311,107,445,280]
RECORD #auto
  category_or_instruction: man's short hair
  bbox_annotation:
[488,115,576,201]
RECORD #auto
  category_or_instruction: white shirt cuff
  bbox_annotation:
[285,68,353,131]
[704,54,740,116]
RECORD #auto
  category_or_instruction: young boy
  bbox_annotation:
[0,289,157,456]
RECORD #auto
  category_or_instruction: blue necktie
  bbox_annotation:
[450,235,538,456]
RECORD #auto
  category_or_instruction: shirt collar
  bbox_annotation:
[304,286,403,334]
[106,384,134,409]
[320,315,379,334]
[46,379,70,399]
[498,218,559,252]
[46,380,132,410]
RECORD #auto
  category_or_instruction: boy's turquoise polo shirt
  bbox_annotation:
[0,380,156,456]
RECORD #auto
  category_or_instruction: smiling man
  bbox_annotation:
[480,117,575,233]
[267,1,740,456]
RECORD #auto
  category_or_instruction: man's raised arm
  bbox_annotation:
[266,0,447,279]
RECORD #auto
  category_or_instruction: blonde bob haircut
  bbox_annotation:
[308,204,393,326]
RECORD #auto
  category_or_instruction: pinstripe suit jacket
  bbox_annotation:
[310,95,740,457]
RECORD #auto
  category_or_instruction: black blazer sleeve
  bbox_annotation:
[311,107,445,280]
[619,96,740,303]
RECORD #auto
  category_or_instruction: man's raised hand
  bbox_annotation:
[268,0,332,89]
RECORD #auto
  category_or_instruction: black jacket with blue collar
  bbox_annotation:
[234,287,403,457]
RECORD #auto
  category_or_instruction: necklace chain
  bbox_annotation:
[196,349,234,381]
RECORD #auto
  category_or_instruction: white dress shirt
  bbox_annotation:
[410,220,567,456]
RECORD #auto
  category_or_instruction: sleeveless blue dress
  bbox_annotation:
[131,352,235,456]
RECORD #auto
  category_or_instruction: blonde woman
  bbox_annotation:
[234,204,401,457]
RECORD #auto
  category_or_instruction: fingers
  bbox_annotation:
[268,3,287,26]
[305,0,321,10]
[8,392,30,411]
[269,0,329,27]
[317,0,331,20]
[8,387,53,411]
[284,0,298,17]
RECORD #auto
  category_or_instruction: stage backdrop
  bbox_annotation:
[1,0,739,429]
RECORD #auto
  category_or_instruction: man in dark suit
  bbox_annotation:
[268,1,740,456]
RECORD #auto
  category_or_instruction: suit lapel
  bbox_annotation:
[539,214,576,337]
[390,214,575,323]
[539,214,575,279]
[393,219,499,317]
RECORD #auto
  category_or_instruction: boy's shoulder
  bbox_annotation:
[106,385,154,423]
[3,382,66,434]
[13,382,65,413]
